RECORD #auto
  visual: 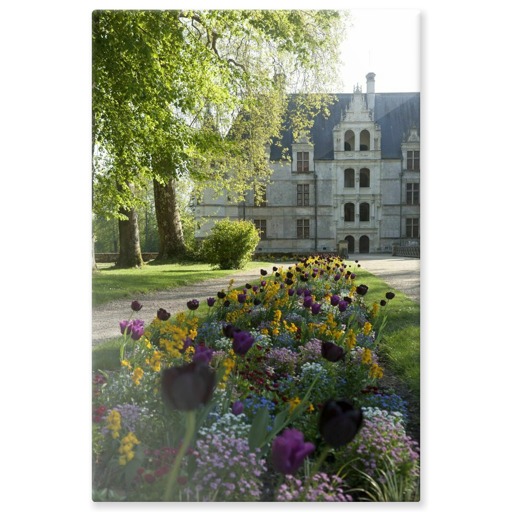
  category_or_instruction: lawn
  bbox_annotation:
[92,260,273,306]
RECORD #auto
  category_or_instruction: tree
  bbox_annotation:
[92,10,349,266]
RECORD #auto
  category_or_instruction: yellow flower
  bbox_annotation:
[118,432,140,466]
[361,348,373,365]
[145,350,163,372]
[346,329,357,350]
[307,403,315,413]
[132,367,144,385]
[288,397,301,412]
[372,302,380,317]
[274,310,282,323]
[363,322,373,336]
[105,410,122,439]
[121,359,132,370]
[261,328,269,335]
[369,363,384,379]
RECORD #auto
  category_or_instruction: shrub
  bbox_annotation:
[200,219,260,269]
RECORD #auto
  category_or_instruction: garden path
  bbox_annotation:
[92,256,419,346]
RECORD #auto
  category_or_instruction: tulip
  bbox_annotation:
[193,344,213,364]
[232,401,244,416]
[187,299,199,311]
[130,319,145,341]
[311,302,322,315]
[271,428,315,475]
[330,294,340,306]
[232,330,254,356]
[303,296,313,309]
[385,291,396,300]
[217,291,226,299]
[237,293,247,304]
[161,362,216,411]
[380,299,387,306]
[319,399,363,447]
[120,320,131,335]
[356,284,369,296]
[157,308,171,321]
[338,300,348,313]
[206,297,216,307]
[131,300,143,311]
[260,269,268,276]
[321,341,345,362]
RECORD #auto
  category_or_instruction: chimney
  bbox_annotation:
[366,72,376,112]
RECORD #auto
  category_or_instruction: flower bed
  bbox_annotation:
[92,255,420,502]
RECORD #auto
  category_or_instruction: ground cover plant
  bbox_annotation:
[92,255,420,501]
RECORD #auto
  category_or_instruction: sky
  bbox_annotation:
[338,9,420,93]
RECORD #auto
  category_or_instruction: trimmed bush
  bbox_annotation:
[201,218,260,269]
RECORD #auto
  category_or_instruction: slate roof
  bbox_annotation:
[270,92,420,161]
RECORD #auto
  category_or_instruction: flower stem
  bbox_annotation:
[164,410,196,501]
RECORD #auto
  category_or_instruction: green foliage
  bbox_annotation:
[200,219,260,270]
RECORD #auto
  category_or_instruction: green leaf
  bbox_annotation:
[248,406,270,451]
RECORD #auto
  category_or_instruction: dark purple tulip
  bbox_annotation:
[232,401,244,416]
[161,362,216,411]
[130,319,145,341]
[311,302,322,315]
[355,260,359,264]
[285,278,294,286]
[193,344,214,364]
[206,297,216,307]
[181,336,193,352]
[319,399,363,448]
[252,286,259,293]
[286,272,294,279]
[356,284,368,296]
[187,299,200,311]
[261,280,267,287]
[350,273,357,279]
[303,289,312,297]
[223,324,241,338]
[300,275,309,282]
[237,293,247,304]
[131,300,143,312]
[380,300,387,306]
[321,341,345,362]
[232,330,255,356]
[385,292,396,300]
[254,298,262,306]
[245,283,252,289]
[303,296,313,309]
[271,428,315,475]
[260,269,268,276]
[273,266,278,272]
[223,301,230,307]
[330,295,340,306]
[217,291,226,299]
[338,300,349,313]
[157,308,171,321]
[288,288,295,297]
[343,296,353,304]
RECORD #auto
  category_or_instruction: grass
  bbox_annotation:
[92,260,273,306]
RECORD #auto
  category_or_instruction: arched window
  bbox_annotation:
[360,168,370,188]
[344,203,355,222]
[360,202,370,221]
[345,235,355,253]
[360,130,370,150]
[344,168,355,188]
[359,235,370,253]
[344,130,354,151]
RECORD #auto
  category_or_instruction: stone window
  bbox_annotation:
[297,184,310,206]
[254,219,267,239]
[297,219,310,239]
[360,168,370,187]
[406,183,420,205]
[297,152,309,173]
[344,203,355,222]
[407,150,420,171]
[344,168,355,188]
[360,130,370,150]
[344,130,354,151]
[406,218,420,238]
[254,186,267,207]
[360,202,370,221]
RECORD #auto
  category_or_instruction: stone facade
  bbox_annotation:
[195,74,420,255]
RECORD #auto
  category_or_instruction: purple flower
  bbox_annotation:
[261,280,267,287]
[321,341,345,362]
[232,330,255,356]
[187,299,200,311]
[206,297,216,307]
[380,300,387,306]
[120,320,131,335]
[311,302,322,315]
[338,300,349,313]
[356,284,368,296]
[334,273,341,281]
[330,295,340,306]
[288,288,295,297]
[223,323,241,338]
[193,344,214,364]
[157,308,171,321]
[271,429,315,475]
[303,296,313,309]
[232,401,244,416]
[130,319,145,341]
[260,269,268,276]
[131,300,143,311]
[385,291,396,300]
[161,362,216,411]
[319,400,363,448]
[237,293,247,304]
[217,291,226,299]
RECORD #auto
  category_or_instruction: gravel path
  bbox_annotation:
[92,256,419,346]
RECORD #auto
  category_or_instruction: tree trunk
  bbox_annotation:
[153,178,187,260]
[117,205,144,268]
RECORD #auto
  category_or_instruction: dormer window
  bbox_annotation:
[407,150,420,171]
[360,130,370,150]
[344,130,354,151]
[297,152,309,173]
